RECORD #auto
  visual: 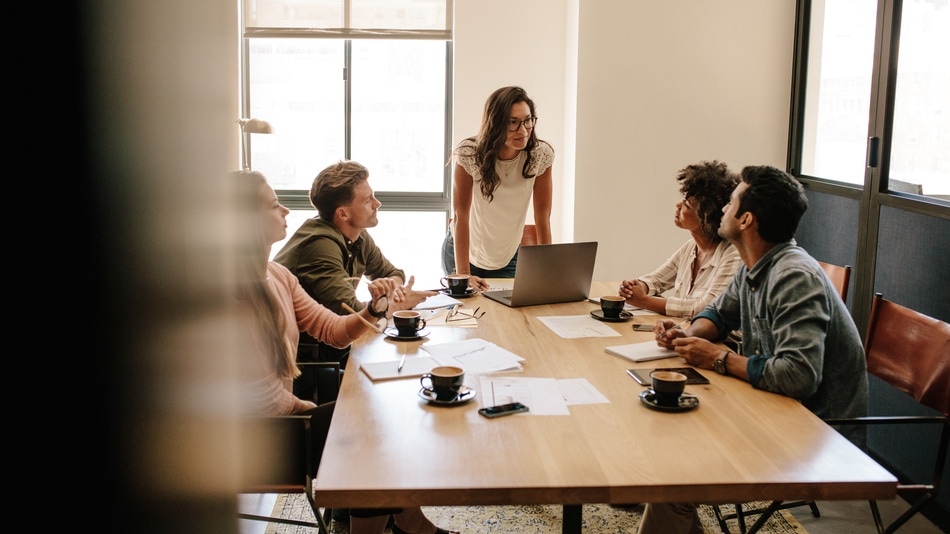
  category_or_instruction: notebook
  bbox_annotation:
[481,242,598,307]
[604,340,679,362]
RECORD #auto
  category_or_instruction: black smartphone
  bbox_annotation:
[632,323,654,332]
[478,402,529,418]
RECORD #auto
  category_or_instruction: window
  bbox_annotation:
[795,0,949,200]
[241,0,453,284]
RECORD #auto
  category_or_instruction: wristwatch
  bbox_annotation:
[714,350,731,376]
[366,295,389,319]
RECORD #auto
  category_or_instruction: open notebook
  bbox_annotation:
[482,242,598,307]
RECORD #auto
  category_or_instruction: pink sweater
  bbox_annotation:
[242,262,356,415]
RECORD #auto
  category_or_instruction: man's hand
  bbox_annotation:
[392,275,437,312]
[670,337,721,370]
[653,319,688,349]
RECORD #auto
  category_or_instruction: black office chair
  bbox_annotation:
[295,338,347,405]
[238,361,341,533]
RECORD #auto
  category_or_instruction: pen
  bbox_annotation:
[671,319,689,331]
[397,353,407,373]
[340,302,386,334]
[657,319,690,339]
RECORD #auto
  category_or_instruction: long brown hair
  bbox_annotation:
[467,86,539,202]
[230,170,299,379]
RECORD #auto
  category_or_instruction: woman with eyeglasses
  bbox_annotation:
[442,86,555,290]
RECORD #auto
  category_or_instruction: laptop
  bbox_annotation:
[481,242,598,307]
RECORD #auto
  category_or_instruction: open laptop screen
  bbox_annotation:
[481,242,597,307]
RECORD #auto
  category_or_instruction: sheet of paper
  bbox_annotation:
[421,338,524,374]
[557,378,610,405]
[478,375,569,415]
[485,279,514,291]
[414,293,463,310]
[536,315,622,338]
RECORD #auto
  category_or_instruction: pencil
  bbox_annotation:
[340,302,385,334]
[397,353,407,373]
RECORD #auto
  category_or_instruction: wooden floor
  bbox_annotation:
[237,494,946,533]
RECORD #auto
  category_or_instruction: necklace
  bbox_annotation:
[497,154,520,179]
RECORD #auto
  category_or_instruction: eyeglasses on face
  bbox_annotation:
[507,116,538,132]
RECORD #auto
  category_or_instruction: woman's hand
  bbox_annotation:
[468,274,491,292]
[619,279,648,302]
[367,278,397,301]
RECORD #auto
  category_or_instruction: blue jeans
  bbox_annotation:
[441,230,518,278]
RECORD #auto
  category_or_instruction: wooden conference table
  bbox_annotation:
[313,281,896,533]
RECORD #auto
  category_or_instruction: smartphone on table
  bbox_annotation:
[478,402,529,418]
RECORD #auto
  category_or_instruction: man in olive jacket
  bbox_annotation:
[274,160,434,376]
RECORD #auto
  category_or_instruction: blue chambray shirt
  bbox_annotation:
[695,241,869,447]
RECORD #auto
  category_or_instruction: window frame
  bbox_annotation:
[787,0,950,325]
[238,2,454,217]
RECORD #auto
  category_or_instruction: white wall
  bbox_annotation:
[455,0,795,282]
[453,0,577,236]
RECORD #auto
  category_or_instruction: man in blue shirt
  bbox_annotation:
[637,165,868,534]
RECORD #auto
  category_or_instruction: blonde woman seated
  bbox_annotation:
[619,160,740,318]
[233,170,460,534]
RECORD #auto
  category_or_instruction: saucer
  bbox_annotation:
[590,309,633,322]
[384,326,431,341]
[418,386,477,405]
[638,389,699,412]
[439,287,477,298]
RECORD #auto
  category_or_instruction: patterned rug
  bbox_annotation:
[264,495,809,533]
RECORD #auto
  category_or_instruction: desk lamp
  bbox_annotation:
[237,118,273,172]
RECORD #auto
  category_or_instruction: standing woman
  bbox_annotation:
[443,86,555,290]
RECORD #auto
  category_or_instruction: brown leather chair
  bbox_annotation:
[521,224,538,246]
[716,292,949,533]
[818,260,852,302]
[824,293,949,533]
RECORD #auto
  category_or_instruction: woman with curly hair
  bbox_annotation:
[442,86,555,290]
[618,160,741,318]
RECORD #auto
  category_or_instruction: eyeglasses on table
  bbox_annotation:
[446,304,486,322]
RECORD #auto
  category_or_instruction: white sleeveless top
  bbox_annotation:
[454,139,555,270]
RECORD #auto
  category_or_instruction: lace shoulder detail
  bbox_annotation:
[527,140,555,176]
[453,138,554,178]
[453,138,479,176]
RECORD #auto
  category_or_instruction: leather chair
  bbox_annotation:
[818,261,852,302]
[824,293,949,533]
[521,224,538,246]
[715,293,949,533]
[238,362,341,533]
